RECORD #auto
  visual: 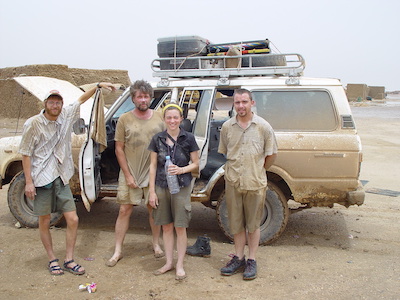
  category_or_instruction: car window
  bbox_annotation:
[252,90,337,131]
[112,95,135,119]
[112,90,170,119]
[212,96,233,122]
[184,89,213,137]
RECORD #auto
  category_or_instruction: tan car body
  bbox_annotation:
[157,76,364,209]
[1,54,364,244]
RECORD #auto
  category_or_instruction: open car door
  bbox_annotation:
[79,89,105,212]
[179,88,215,174]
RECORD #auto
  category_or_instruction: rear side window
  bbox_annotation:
[252,90,337,131]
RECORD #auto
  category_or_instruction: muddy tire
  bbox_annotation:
[216,181,289,245]
[7,172,63,228]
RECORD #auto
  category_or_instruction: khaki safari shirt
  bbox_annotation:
[115,110,164,188]
[218,113,278,190]
[19,101,80,187]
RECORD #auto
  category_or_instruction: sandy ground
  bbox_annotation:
[0,100,399,300]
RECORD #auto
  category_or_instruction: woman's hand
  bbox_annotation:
[168,164,185,175]
[149,191,158,209]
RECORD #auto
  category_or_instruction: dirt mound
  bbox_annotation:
[0,64,131,118]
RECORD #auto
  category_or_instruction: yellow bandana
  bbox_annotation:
[162,103,183,115]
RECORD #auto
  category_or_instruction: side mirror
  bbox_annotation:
[73,118,86,135]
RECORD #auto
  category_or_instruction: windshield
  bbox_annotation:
[112,95,135,119]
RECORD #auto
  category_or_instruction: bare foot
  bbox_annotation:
[153,244,164,258]
[153,264,174,276]
[175,267,186,281]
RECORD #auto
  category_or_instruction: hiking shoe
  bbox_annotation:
[186,236,211,257]
[243,259,257,280]
[220,255,246,276]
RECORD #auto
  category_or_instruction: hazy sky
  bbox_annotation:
[1,0,399,90]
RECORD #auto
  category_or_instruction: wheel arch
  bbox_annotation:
[267,171,292,202]
[3,160,23,185]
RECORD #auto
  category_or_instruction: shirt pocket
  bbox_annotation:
[249,140,263,155]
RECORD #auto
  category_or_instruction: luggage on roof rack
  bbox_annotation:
[208,39,270,53]
[157,36,210,70]
[207,47,276,68]
[151,53,305,79]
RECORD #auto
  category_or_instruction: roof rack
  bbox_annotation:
[151,53,305,79]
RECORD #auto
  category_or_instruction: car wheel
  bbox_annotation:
[7,172,63,228]
[216,181,289,245]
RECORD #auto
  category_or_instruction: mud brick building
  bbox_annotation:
[346,83,386,101]
[0,64,130,118]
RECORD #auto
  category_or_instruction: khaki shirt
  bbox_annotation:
[19,102,80,187]
[115,110,164,188]
[218,113,277,190]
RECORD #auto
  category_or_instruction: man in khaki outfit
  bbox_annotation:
[218,88,277,280]
[106,80,165,267]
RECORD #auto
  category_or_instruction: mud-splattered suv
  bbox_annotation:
[1,53,364,244]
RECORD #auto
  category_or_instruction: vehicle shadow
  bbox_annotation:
[74,199,352,251]
[74,199,227,242]
[273,208,352,250]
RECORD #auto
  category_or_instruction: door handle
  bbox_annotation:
[314,153,345,158]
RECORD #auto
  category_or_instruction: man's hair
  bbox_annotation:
[233,88,252,100]
[130,80,153,99]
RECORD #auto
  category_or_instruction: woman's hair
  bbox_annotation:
[162,103,183,116]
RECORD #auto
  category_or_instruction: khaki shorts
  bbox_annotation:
[116,171,149,205]
[152,185,191,228]
[34,177,76,216]
[225,181,267,235]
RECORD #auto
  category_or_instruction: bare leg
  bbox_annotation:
[175,226,187,278]
[155,223,174,274]
[147,204,163,257]
[233,230,247,260]
[109,204,133,261]
[247,228,260,260]
[63,210,84,273]
[39,214,62,274]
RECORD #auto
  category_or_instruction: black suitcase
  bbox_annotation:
[157,36,210,70]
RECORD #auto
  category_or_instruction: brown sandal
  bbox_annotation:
[48,258,64,276]
[63,259,85,275]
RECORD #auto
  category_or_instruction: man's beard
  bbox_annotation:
[45,107,61,117]
[137,104,149,111]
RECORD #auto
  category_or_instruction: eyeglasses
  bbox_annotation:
[46,101,63,106]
